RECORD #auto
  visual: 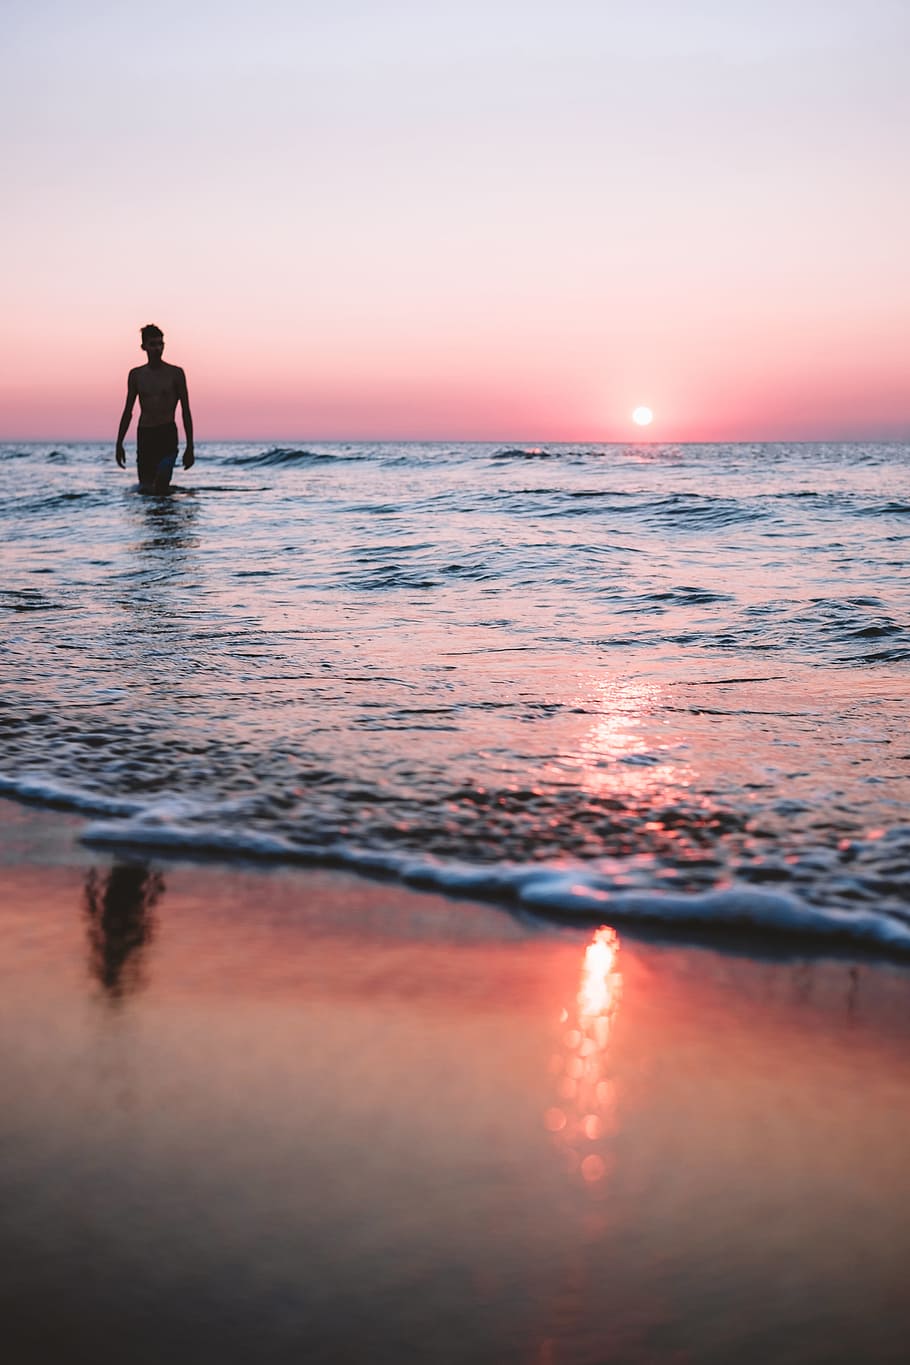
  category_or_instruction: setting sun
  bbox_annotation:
[632,406,654,427]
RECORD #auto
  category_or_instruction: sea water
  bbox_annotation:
[1,440,908,949]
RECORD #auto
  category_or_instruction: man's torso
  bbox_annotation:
[134,361,181,427]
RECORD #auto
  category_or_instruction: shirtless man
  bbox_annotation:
[115,324,194,492]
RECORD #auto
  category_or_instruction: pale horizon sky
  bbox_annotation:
[2,0,908,442]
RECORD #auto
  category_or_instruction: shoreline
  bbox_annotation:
[3,796,910,1362]
[3,791,909,964]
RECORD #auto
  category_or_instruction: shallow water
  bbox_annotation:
[2,440,909,947]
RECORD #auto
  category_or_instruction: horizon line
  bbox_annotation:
[3,434,909,447]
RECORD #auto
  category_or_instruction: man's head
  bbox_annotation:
[140,324,164,359]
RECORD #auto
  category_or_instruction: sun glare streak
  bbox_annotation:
[578,926,621,1021]
[546,927,623,1193]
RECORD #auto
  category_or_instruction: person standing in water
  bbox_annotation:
[115,323,194,492]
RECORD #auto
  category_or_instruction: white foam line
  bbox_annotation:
[0,774,260,831]
[0,772,143,818]
[517,875,910,950]
[75,812,910,955]
[82,818,301,860]
[4,769,907,954]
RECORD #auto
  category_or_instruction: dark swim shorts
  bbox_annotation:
[137,421,179,488]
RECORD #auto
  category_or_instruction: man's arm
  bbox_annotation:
[115,371,138,467]
[177,368,195,469]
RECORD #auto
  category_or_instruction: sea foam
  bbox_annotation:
[74,803,910,955]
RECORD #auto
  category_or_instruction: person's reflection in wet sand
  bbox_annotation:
[84,863,163,1002]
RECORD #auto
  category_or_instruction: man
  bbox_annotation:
[116,324,194,492]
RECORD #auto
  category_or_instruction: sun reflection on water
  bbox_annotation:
[546,926,623,1192]
[571,675,691,800]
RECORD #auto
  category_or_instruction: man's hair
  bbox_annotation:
[140,323,164,345]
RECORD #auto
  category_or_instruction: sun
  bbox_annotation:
[632,406,653,427]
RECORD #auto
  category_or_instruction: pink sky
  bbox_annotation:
[2,0,908,442]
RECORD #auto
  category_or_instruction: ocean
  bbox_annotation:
[2,439,908,951]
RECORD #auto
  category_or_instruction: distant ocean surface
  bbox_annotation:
[2,440,909,950]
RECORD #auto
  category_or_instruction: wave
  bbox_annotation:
[2,772,908,955]
[838,645,910,665]
[230,448,361,467]
[620,586,735,610]
[491,447,557,460]
[792,600,907,640]
[0,772,144,816]
[864,501,910,516]
[12,489,105,515]
[77,813,910,955]
[0,589,67,612]
[646,494,768,529]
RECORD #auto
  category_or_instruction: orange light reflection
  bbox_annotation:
[546,926,623,1194]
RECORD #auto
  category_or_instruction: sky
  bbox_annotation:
[2,0,908,442]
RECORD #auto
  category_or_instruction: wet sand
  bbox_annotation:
[2,798,910,1365]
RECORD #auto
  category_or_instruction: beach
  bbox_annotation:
[2,437,909,1360]
[6,0,910,1353]
[3,797,910,1364]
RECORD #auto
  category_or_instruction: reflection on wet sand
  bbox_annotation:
[83,863,163,1001]
[546,926,623,1192]
[3,842,910,1364]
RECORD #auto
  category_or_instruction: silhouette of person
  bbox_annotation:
[84,862,163,1001]
[116,323,195,493]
